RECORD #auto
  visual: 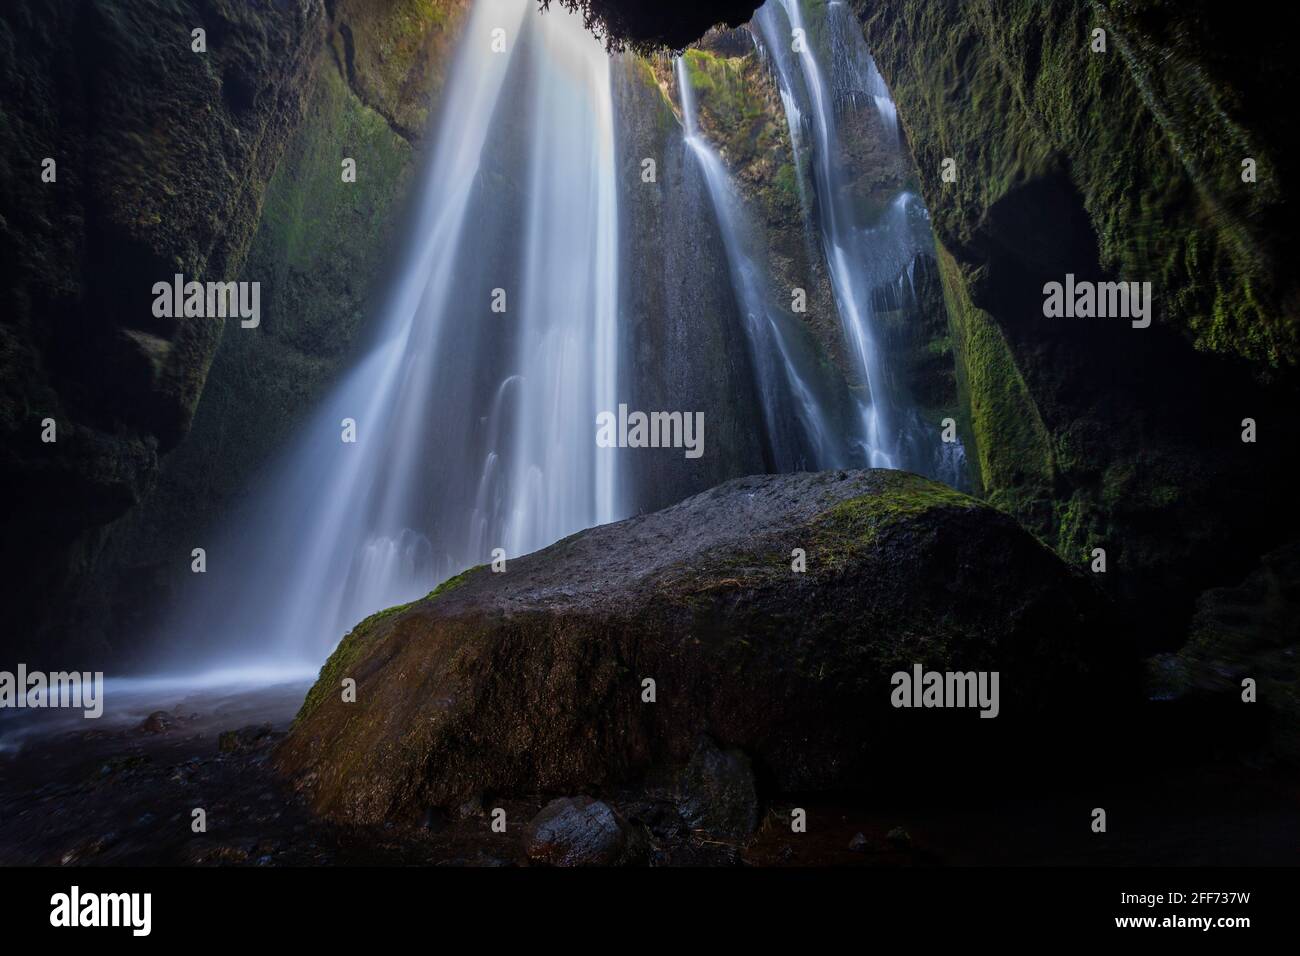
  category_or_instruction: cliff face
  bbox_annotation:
[611,55,768,509]
[0,0,329,663]
[853,0,1300,645]
[9,0,1299,679]
[861,0,1299,368]
[671,19,966,476]
[1,0,471,665]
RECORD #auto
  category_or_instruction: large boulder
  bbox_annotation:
[277,470,1123,824]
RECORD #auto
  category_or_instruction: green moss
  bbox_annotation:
[295,602,406,726]
[681,47,777,171]
[256,64,412,279]
[935,242,1054,509]
[811,471,982,567]
[773,162,799,207]
[427,564,483,599]
[329,0,467,136]
[117,47,426,623]
[856,0,1296,367]
[294,564,484,725]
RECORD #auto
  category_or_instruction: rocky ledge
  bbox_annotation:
[277,469,1126,826]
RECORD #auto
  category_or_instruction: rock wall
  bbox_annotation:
[0,0,330,664]
[675,22,965,471]
[854,0,1300,647]
[2,0,471,665]
[676,38,849,383]
[611,55,768,510]
[10,0,1298,675]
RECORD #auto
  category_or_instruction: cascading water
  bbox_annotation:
[151,0,622,674]
[674,56,852,472]
[754,0,967,485]
[136,0,967,686]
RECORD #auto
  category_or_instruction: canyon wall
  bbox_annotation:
[5,0,1298,711]
[0,0,330,663]
[850,0,1300,650]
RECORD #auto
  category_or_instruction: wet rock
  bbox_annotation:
[182,840,254,866]
[848,832,871,853]
[280,470,1121,824]
[1144,541,1300,763]
[420,807,451,833]
[97,753,149,779]
[60,831,117,865]
[0,0,331,666]
[676,738,758,838]
[139,711,173,734]
[522,797,641,867]
[218,724,277,754]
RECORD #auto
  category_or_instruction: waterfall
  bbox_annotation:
[152,0,623,673]
[674,56,851,472]
[141,0,969,683]
[754,0,966,484]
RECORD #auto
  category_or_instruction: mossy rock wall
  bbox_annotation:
[53,0,471,665]
[858,0,1299,368]
[856,0,1300,647]
[611,54,769,508]
[0,0,329,664]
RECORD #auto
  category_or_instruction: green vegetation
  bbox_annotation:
[295,563,483,725]
[856,0,1295,367]
[812,471,983,567]
[935,243,1054,506]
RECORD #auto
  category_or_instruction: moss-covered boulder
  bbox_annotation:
[278,469,1121,824]
[610,54,769,510]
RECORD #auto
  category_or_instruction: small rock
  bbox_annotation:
[522,796,640,867]
[676,737,759,838]
[848,832,870,852]
[217,723,276,753]
[139,711,173,733]
[886,826,912,849]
